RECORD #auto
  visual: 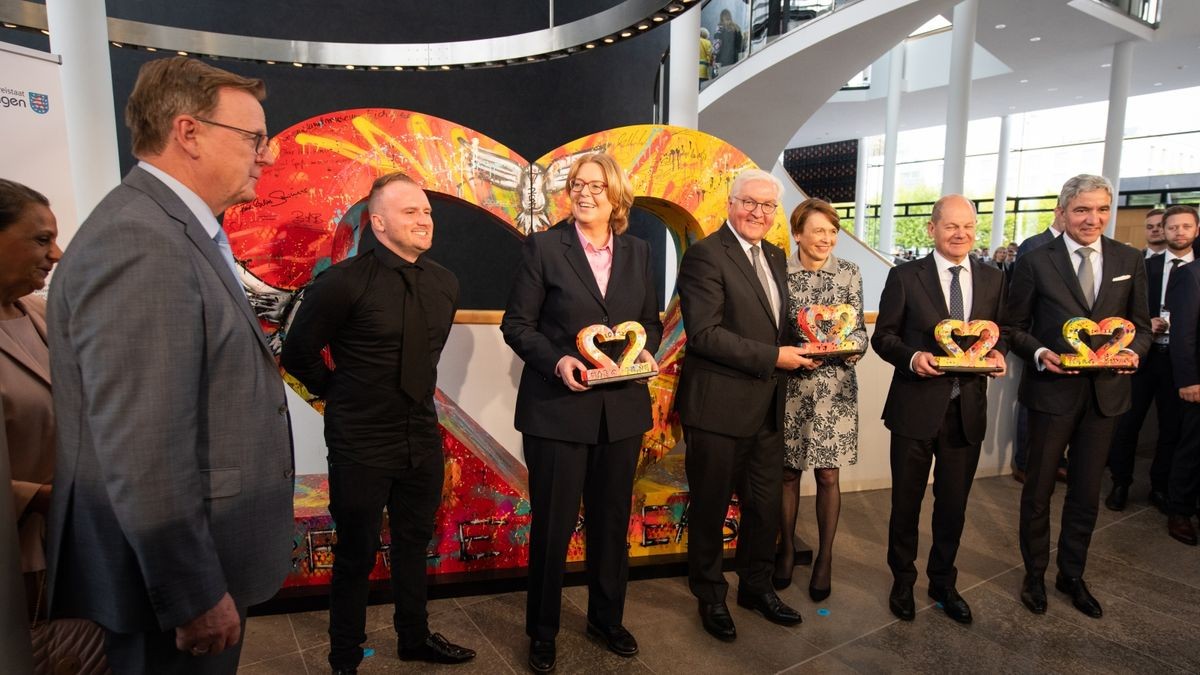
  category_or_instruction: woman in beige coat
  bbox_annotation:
[0,178,62,618]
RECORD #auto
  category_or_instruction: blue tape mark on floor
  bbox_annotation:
[364,648,375,658]
[817,608,830,617]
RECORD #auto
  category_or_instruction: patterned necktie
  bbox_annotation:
[949,265,963,399]
[399,266,432,402]
[751,245,777,325]
[212,228,240,281]
[1076,247,1096,308]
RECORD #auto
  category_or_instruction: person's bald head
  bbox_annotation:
[928,195,977,263]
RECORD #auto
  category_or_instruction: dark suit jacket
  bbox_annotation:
[1145,253,1166,316]
[501,221,663,444]
[45,166,294,632]
[1004,234,1152,417]
[1017,227,1057,259]
[676,223,788,438]
[1167,261,1200,389]
[871,255,1008,444]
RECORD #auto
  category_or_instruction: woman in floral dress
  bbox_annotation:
[775,199,867,601]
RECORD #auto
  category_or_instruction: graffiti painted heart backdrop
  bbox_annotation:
[222,109,789,586]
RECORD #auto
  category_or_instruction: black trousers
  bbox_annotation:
[1020,390,1115,579]
[1168,399,1200,516]
[886,398,981,590]
[327,457,443,670]
[1108,346,1180,489]
[684,411,783,604]
[105,611,246,675]
[523,432,640,641]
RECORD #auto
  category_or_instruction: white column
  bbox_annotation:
[879,44,905,257]
[45,0,121,221]
[941,0,979,195]
[990,115,1012,251]
[1102,40,1134,237]
[669,6,701,128]
[854,136,870,239]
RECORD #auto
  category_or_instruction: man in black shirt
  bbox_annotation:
[282,172,473,673]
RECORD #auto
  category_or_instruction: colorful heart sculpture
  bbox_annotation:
[933,319,1001,372]
[1059,316,1136,370]
[576,321,654,385]
[796,304,859,356]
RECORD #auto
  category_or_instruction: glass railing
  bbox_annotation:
[1096,0,1163,26]
[699,0,859,88]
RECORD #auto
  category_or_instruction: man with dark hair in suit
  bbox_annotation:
[282,173,474,673]
[676,168,809,641]
[1105,205,1194,512]
[873,195,1008,625]
[1005,174,1151,619]
[1163,204,1200,545]
[1143,208,1167,258]
[45,57,294,672]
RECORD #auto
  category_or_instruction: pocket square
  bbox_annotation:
[1111,274,1131,282]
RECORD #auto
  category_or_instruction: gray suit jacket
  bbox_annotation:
[45,166,295,633]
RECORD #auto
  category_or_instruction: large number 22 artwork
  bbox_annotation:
[221,109,790,589]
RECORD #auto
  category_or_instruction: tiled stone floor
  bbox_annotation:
[238,471,1200,674]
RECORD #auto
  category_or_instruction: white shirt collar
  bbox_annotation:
[1165,249,1194,264]
[726,221,760,254]
[931,249,971,277]
[1062,232,1101,259]
[137,160,222,239]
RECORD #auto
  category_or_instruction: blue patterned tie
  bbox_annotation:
[213,228,241,281]
[949,266,963,399]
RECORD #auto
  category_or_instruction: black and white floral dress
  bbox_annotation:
[783,253,867,470]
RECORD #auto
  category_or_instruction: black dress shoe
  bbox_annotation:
[698,601,737,641]
[1150,490,1170,514]
[586,622,638,657]
[1055,574,1103,618]
[1167,515,1197,546]
[888,582,915,621]
[528,639,556,673]
[1020,574,1047,615]
[398,632,476,664]
[928,586,973,624]
[1104,484,1129,512]
[736,590,802,626]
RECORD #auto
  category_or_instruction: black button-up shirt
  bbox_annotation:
[281,246,459,469]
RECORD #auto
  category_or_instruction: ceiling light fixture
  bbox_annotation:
[995,24,1006,29]
[1029,36,1041,42]
[621,31,633,37]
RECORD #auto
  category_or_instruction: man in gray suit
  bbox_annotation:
[45,57,294,672]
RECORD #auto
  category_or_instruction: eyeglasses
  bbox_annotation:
[569,180,608,196]
[733,196,778,215]
[194,117,270,155]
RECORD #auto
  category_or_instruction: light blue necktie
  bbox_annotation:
[213,228,241,281]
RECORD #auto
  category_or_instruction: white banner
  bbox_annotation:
[0,41,78,246]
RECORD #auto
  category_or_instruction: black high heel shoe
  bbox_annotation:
[808,560,831,602]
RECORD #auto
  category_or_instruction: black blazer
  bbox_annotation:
[871,255,1008,444]
[1144,252,1166,315]
[1167,261,1200,389]
[1017,227,1057,259]
[1004,235,1152,417]
[676,223,788,438]
[501,221,663,444]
